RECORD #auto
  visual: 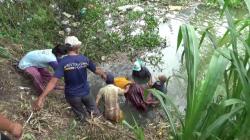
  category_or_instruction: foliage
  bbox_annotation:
[0,0,161,61]
[206,0,244,8]
[175,0,250,139]
[122,120,145,140]
[144,0,250,139]
[148,89,184,138]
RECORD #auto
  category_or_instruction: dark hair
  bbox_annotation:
[52,44,68,57]
[105,72,114,84]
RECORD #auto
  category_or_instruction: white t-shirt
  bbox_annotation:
[18,49,57,70]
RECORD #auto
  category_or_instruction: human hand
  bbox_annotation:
[32,97,44,111]
[9,122,23,139]
[101,73,107,80]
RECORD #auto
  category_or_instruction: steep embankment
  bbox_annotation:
[0,39,169,139]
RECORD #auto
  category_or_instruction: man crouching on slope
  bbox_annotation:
[33,36,105,121]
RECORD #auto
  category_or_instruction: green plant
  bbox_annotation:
[127,11,143,21]
[145,0,250,139]
[122,119,145,140]
[147,89,184,138]
[174,0,250,139]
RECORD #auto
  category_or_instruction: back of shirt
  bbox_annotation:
[97,84,124,112]
[54,55,96,97]
[18,49,57,70]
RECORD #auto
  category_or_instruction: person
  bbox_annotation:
[151,75,168,93]
[95,83,126,122]
[0,114,23,140]
[18,44,67,94]
[114,77,133,90]
[103,73,157,111]
[33,36,105,121]
[132,58,152,85]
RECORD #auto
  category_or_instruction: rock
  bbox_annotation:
[49,3,59,10]
[133,6,144,12]
[101,56,106,61]
[135,20,146,26]
[65,28,71,34]
[105,19,113,27]
[18,86,30,90]
[26,17,32,22]
[131,28,143,36]
[80,8,87,15]
[118,5,135,12]
[118,5,144,12]
[169,6,183,11]
[62,12,72,18]
[61,20,69,25]
[58,31,64,36]
[71,22,80,27]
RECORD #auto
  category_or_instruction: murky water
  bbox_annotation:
[88,3,247,124]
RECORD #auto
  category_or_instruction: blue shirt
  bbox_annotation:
[18,49,57,70]
[54,55,96,97]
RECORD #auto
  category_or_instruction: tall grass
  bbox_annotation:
[149,0,250,139]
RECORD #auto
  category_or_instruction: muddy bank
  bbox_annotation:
[0,41,168,139]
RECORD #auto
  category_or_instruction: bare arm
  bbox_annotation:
[33,77,59,111]
[0,115,23,138]
[95,67,105,78]
[124,84,130,93]
[117,87,125,95]
[96,89,104,106]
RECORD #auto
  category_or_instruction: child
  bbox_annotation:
[33,36,105,121]
[96,83,126,122]
[0,114,23,140]
[18,44,67,93]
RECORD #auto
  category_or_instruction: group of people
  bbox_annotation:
[0,36,167,139]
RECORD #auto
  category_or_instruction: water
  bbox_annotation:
[87,3,199,124]
[88,3,247,124]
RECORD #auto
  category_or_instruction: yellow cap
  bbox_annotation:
[114,77,132,89]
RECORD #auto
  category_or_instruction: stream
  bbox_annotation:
[88,3,247,125]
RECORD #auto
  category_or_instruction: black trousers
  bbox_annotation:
[65,94,99,121]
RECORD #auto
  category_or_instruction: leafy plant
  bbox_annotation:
[122,119,145,140]
[145,0,250,139]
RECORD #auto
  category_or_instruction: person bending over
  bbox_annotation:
[18,44,67,94]
[96,82,127,122]
[33,36,105,121]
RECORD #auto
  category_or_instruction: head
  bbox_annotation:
[132,60,142,72]
[158,75,167,84]
[64,36,82,52]
[52,44,68,58]
[105,72,114,85]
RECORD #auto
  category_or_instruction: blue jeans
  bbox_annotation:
[65,94,100,121]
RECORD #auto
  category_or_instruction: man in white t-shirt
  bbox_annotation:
[18,44,67,94]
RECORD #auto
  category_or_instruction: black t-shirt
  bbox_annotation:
[132,66,151,84]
